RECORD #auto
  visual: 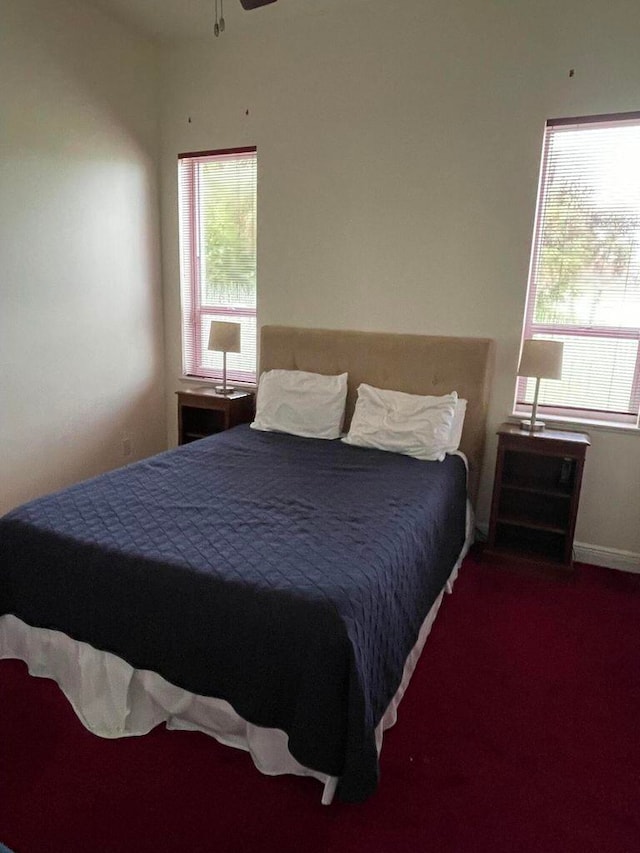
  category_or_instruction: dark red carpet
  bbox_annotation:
[1,554,639,853]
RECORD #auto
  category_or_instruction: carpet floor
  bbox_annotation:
[1,553,639,853]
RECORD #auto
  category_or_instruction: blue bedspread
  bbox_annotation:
[0,425,467,801]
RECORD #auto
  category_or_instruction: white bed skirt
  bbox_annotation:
[0,508,472,805]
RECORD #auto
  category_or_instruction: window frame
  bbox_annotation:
[516,112,640,428]
[178,146,257,385]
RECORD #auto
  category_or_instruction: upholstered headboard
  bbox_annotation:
[259,326,494,503]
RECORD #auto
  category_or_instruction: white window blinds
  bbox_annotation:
[178,147,257,383]
[518,113,640,425]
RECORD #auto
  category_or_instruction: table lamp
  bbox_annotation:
[208,320,241,395]
[517,339,564,432]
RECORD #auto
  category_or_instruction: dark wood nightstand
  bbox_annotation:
[176,388,255,445]
[485,422,590,572]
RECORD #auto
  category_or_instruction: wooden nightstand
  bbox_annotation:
[485,423,590,572]
[176,388,255,445]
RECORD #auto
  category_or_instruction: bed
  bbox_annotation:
[0,326,494,803]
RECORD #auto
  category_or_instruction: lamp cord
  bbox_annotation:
[214,0,225,36]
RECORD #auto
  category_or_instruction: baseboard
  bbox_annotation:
[573,542,640,574]
[475,525,640,574]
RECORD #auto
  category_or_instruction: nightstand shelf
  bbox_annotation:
[501,483,572,498]
[176,388,255,445]
[497,514,567,534]
[486,423,590,572]
[489,526,567,563]
[182,431,210,441]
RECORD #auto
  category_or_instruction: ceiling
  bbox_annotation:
[83,0,362,42]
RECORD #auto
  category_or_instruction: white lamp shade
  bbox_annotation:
[208,321,241,354]
[517,339,563,380]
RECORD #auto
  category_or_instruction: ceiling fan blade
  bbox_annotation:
[239,0,278,8]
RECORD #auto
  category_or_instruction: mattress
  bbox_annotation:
[0,425,467,801]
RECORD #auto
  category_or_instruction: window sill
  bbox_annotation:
[179,375,257,393]
[508,413,639,437]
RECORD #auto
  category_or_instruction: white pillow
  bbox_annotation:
[444,398,467,454]
[251,369,348,440]
[342,384,458,461]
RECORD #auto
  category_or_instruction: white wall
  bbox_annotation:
[158,0,640,564]
[0,0,166,514]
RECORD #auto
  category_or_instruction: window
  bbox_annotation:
[178,147,257,384]
[517,113,640,427]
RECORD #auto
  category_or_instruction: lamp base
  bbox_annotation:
[215,385,235,395]
[520,419,546,432]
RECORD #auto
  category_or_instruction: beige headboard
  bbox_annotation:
[259,326,494,504]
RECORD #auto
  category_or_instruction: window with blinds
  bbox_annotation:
[178,147,257,384]
[517,113,640,426]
